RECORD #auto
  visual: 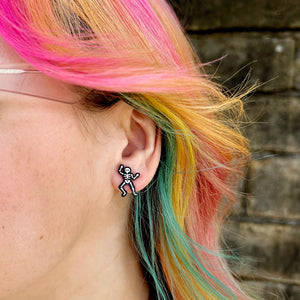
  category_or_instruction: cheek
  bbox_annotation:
[0,123,92,297]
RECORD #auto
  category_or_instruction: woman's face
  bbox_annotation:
[0,91,123,297]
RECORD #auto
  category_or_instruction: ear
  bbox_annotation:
[112,107,161,196]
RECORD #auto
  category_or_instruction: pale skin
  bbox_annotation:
[0,90,161,300]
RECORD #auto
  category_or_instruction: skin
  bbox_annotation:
[0,90,161,300]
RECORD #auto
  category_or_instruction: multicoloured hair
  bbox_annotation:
[0,0,253,299]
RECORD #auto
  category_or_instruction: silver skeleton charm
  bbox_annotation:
[118,164,140,197]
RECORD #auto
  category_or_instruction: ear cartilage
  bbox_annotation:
[118,164,140,197]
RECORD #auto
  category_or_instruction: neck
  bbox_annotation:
[5,199,149,300]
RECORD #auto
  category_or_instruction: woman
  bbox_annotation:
[0,0,252,299]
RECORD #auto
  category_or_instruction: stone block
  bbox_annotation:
[240,281,288,299]
[289,285,300,299]
[223,221,300,280]
[240,281,300,299]
[288,284,300,300]
[190,34,295,92]
[247,156,300,218]
[244,95,300,152]
[184,0,300,31]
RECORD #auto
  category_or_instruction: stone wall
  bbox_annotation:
[171,0,300,298]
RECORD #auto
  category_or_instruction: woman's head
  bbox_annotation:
[0,1,251,299]
[0,37,162,299]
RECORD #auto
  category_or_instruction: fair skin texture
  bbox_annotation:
[0,90,161,300]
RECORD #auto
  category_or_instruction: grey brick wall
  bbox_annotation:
[171,0,300,298]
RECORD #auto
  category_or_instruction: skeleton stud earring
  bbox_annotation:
[118,164,140,197]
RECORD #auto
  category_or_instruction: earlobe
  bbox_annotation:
[112,108,161,196]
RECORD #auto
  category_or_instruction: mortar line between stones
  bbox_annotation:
[237,274,300,286]
[187,27,300,35]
